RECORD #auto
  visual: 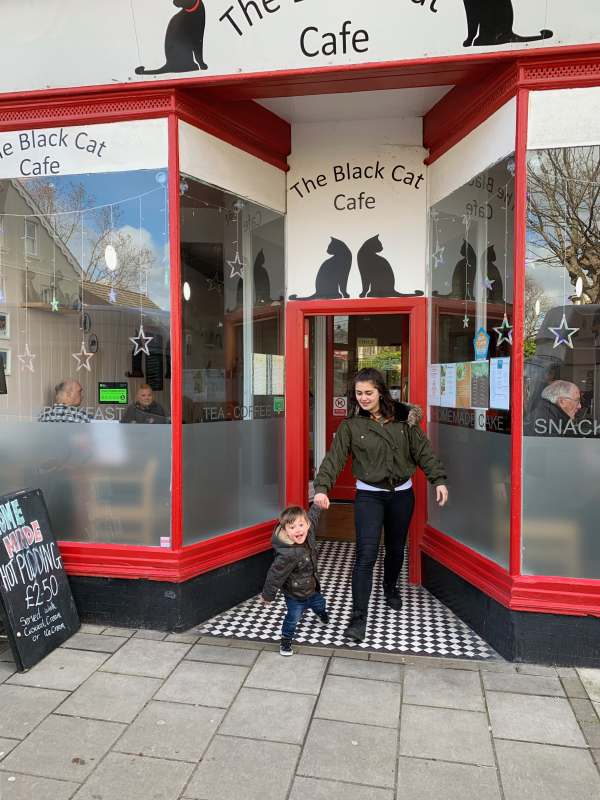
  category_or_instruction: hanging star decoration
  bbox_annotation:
[17,343,36,373]
[227,251,246,280]
[130,324,153,356]
[493,314,513,346]
[206,273,223,294]
[485,276,495,292]
[548,313,579,349]
[108,287,117,304]
[50,296,59,312]
[463,314,470,329]
[72,339,94,372]
[432,246,445,270]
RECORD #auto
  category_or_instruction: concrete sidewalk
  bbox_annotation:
[0,627,599,800]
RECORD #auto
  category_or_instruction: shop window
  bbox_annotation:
[522,145,600,578]
[0,165,171,547]
[180,177,285,543]
[428,155,515,567]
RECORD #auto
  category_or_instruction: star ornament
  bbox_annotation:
[227,251,246,280]
[72,339,94,372]
[18,343,36,373]
[108,287,117,304]
[463,314,470,329]
[432,246,445,269]
[50,296,59,312]
[130,324,153,356]
[493,314,513,347]
[485,276,495,291]
[548,313,579,349]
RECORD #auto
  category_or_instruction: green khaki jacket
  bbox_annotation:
[314,403,447,495]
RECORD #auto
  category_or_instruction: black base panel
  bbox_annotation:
[422,554,600,667]
[69,550,273,632]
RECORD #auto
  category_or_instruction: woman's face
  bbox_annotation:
[355,380,381,415]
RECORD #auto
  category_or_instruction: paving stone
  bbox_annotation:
[296,646,334,656]
[79,624,105,634]
[115,700,224,762]
[233,640,265,650]
[329,657,402,683]
[557,668,578,678]
[57,672,162,723]
[592,749,600,769]
[0,661,15,683]
[580,721,600,748]
[334,649,369,660]
[61,633,127,654]
[164,632,200,645]
[403,667,484,711]
[101,627,134,638]
[246,651,327,695]
[369,652,405,664]
[516,664,557,677]
[315,675,401,728]
[156,660,247,708]
[569,698,600,724]
[289,776,393,800]
[595,703,600,721]
[197,636,235,646]
[72,752,193,800]
[397,756,502,800]
[486,692,586,747]
[562,676,589,699]
[0,772,79,800]
[399,705,494,766]
[298,718,397,789]
[100,638,190,679]
[0,685,68,739]
[0,739,19,761]
[186,643,258,667]
[185,736,299,800]
[7,649,107,692]
[495,739,600,800]
[578,669,600,703]
[483,672,565,697]
[1,715,124,781]
[220,687,316,745]
[477,662,518,673]
[133,629,168,640]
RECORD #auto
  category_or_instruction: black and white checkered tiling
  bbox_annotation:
[199,541,499,660]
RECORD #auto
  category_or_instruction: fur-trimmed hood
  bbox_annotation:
[357,401,423,426]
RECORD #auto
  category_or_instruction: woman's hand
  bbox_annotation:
[314,493,330,510]
[436,485,449,507]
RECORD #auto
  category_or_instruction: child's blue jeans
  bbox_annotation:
[282,591,327,639]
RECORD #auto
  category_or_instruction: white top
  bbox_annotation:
[356,478,413,492]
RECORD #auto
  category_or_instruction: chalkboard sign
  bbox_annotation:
[0,488,79,671]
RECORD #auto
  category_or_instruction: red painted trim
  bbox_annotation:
[422,525,600,617]
[285,302,307,508]
[168,114,183,551]
[408,298,428,585]
[510,86,529,577]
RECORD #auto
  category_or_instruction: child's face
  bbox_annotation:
[284,515,309,544]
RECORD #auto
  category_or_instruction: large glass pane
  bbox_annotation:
[180,177,285,543]
[428,156,515,567]
[523,145,600,578]
[0,167,171,545]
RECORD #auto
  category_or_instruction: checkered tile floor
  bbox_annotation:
[200,541,499,660]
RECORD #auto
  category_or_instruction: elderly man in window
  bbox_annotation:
[38,379,91,423]
[527,379,581,437]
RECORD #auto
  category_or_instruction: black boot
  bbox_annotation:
[383,582,403,611]
[344,611,367,642]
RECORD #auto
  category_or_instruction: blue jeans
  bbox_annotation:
[282,592,327,639]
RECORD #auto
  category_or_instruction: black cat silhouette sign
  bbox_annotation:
[136,0,207,75]
[462,1,552,47]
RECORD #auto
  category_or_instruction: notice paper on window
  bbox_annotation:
[428,364,441,406]
[439,364,457,408]
[490,357,510,410]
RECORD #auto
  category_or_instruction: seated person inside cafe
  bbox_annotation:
[38,379,91,423]
[122,384,166,424]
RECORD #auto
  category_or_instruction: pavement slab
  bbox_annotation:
[245,651,328,695]
[132,629,168,640]
[495,739,600,800]
[185,643,259,667]
[399,705,495,766]
[578,669,600,703]
[403,666,484,711]
[61,633,128,654]
[486,692,587,747]
[0,684,68,739]
[185,736,300,800]
[0,739,19,761]
[155,660,248,708]
[100,638,190,679]
[79,624,105,634]
[328,657,403,683]
[289,776,394,800]
[220,687,316,745]
[1,715,124,782]
[315,675,401,728]
[56,671,162,723]
[298,718,397,789]
[101,627,134,638]
[397,756,502,800]
[72,752,193,800]
[114,700,224,762]
[482,672,566,697]
[0,661,15,683]
[0,772,79,800]
[7,649,107,692]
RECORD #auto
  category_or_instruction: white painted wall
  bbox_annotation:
[528,87,600,149]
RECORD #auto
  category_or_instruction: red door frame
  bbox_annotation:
[285,296,428,584]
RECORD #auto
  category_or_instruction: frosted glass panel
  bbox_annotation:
[523,438,600,578]
[428,422,510,568]
[183,418,284,543]
[0,424,170,546]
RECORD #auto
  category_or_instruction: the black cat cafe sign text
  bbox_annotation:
[0,489,79,671]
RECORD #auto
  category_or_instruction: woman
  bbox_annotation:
[313,368,448,642]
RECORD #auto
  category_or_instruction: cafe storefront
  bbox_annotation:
[0,0,599,664]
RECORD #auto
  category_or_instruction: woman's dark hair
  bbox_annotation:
[347,368,395,419]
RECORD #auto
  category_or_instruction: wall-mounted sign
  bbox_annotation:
[98,382,129,405]
[0,2,595,95]
[473,327,491,361]
[333,396,347,417]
